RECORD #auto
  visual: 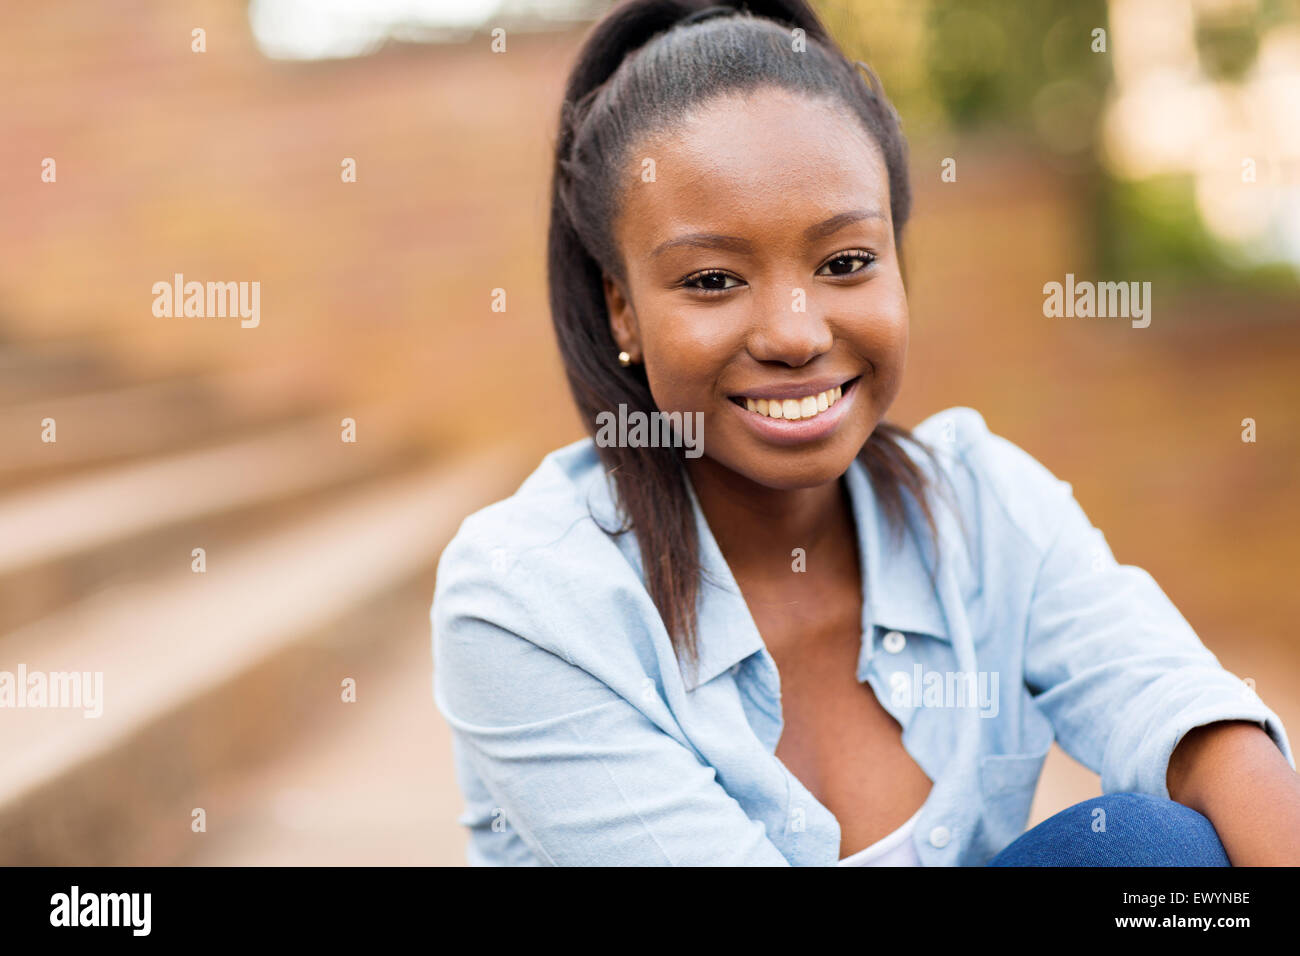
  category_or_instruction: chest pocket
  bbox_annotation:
[980,749,1048,796]
[978,745,1051,848]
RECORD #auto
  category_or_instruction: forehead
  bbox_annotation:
[616,86,891,247]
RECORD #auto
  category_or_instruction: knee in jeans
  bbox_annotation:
[1077,792,1227,862]
[989,791,1230,866]
[1092,792,1210,828]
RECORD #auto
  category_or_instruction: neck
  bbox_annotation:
[684,455,856,582]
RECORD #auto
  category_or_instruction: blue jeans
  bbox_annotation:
[987,792,1230,866]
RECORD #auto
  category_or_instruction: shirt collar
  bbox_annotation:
[681,454,951,692]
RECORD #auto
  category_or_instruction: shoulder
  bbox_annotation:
[431,436,651,662]
[907,406,1077,557]
[437,436,609,571]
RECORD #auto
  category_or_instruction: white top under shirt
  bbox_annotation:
[836,804,925,866]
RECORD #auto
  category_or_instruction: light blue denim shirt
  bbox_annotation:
[430,406,1294,866]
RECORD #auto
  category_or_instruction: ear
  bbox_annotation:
[603,272,641,363]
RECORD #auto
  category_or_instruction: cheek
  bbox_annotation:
[640,312,737,411]
[843,290,909,396]
[870,308,909,375]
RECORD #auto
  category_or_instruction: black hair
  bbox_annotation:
[548,0,947,680]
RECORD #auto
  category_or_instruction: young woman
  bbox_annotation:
[431,0,1299,866]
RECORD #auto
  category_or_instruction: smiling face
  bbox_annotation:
[603,85,909,492]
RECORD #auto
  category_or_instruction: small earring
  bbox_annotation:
[617,351,632,367]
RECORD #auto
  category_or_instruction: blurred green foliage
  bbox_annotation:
[1099,176,1300,293]
[923,0,1110,133]
[1193,0,1296,80]
[816,0,1299,297]
[818,0,1111,144]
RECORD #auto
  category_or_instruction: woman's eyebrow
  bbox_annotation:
[649,208,885,259]
[803,208,886,242]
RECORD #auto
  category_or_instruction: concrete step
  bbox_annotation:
[0,360,337,491]
[0,338,125,405]
[0,403,419,634]
[0,441,528,864]
[175,585,466,866]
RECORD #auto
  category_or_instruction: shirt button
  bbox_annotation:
[929,825,951,849]
[882,630,906,653]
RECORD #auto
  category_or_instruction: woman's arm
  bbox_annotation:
[433,612,792,866]
[1167,719,1300,865]
[942,409,1296,848]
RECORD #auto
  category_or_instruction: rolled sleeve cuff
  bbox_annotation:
[1101,665,1296,801]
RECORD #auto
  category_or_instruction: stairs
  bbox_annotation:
[0,334,538,864]
[0,4,589,864]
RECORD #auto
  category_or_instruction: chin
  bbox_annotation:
[714,431,870,491]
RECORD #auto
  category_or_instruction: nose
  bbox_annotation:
[745,285,834,367]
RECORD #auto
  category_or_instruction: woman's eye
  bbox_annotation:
[681,270,742,293]
[817,251,876,277]
[681,251,875,292]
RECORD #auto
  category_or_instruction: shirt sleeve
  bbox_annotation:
[962,412,1296,801]
[431,535,792,866]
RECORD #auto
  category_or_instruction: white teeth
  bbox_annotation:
[740,385,847,421]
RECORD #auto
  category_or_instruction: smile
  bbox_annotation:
[728,376,858,422]
[726,376,861,446]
